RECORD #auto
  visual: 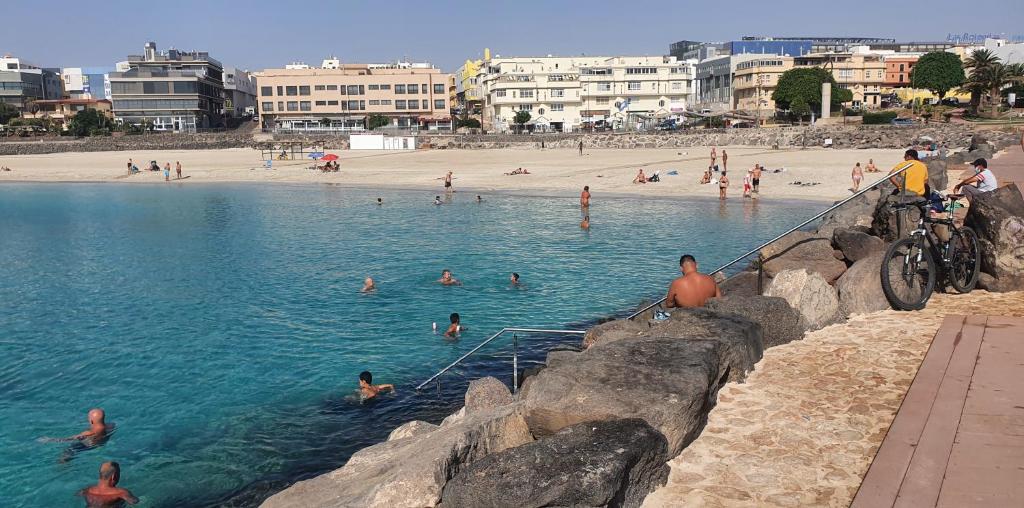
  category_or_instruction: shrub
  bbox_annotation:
[863,111,898,124]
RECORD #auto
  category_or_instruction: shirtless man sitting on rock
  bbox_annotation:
[665,254,720,308]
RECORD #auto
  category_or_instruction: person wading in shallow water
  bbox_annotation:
[665,254,720,308]
[358,371,394,400]
[78,461,139,506]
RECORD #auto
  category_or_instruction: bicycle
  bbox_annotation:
[879,194,980,311]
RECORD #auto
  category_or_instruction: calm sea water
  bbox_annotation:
[0,183,820,507]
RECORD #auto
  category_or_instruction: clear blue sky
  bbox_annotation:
[3,0,1023,72]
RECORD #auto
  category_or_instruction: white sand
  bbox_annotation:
[0,146,910,201]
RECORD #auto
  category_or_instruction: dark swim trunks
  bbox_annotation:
[752,178,760,186]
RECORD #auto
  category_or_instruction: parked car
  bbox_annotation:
[940,97,961,107]
[891,118,915,126]
[655,119,678,131]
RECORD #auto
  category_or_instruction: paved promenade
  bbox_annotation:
[990,136,1024,192]
[642,291,1024,507]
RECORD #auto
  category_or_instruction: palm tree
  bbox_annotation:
[973,63,1024,117]
[961,49,1001,116]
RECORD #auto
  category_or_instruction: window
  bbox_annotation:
[597,82,611,91]
[299,85,311,95]
[286,101,298,111]
[627,81,641,90]
[315,100,327,106]
[277,101,284,110]
[286,86,298,96]
[538,108,545,115]
[671,82,682,90]
[379,99,391,105]
[277,86,284,96]
[300,101,311,111]
[407,84,419,94]
[520,89,534,98]
[368,84,380,90]
[899,64,905,72]
[407,100,417,110]
[837,69,853,80]
[347,85,362,95]
[518,104,532,111]
[422,100,429,109]
[551,89,564,98]
[262,101,273,112]
[495,89,506,97]
[369,100,380,105]
[626,67,657,74]
[394,84,405,94]
[360,100,366,110]
[551,103,564,111]
[326,85,337,90]
[339,86,346,95]
[379,84,391,90]
[596,97,610,105]
[434,99,445,109]
[347,100,362,110]
[142,81,170,94]
[434,84,445,94]
[659,100,665,107]
[314,85,326,91]
[395,100,407,109]
[172,81,197,94]
[327,100,338,106]
[261,86,273,96]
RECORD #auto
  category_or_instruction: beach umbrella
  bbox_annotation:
[322,154,339,161]
[308,152,324,159]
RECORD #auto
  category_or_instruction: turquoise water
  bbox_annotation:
[0,183,818,507]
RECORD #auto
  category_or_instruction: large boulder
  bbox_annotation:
[465,377,513,414]
[521,337,727,456]
[648,307,764,380]
[262,404,533,508]
[872,194,925,242]
[388,420,439,441]
[765,269,842,331]
[760,231,847,283]
[439,419,669,508]
[832,227,885,262]
[925,158,949,192]
[835,251,890,316]
[816,189,880,238]
[964,183,1024,291]
[719,270,762,297]
[704,295,806,348]
[582,318,648,350]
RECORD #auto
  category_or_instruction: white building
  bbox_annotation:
[479,55,696,133]
[223,67,256,117]
[60,67,114,99]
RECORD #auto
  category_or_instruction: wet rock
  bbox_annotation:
[388,420,439,441]
[761,231,847,283]
[261,404,533,508]
[465,377,513,414]
[705,295,806,348]
[582,318,648,350]
[835,251,889,316]
[832,228,884,262]
[439,419,669,508]
[765,269,842,331]
[964,183,1024,291]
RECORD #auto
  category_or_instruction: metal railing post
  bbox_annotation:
[512,333,519,394]
[757,255,764,295]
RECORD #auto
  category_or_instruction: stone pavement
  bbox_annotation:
[990,136,1024,193]
[641,291,1024,508]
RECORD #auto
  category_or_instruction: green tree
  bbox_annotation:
[367,114,390,130]
[320,117,331,127]
[790,97,811,124]
[910,52,965,100]
[513,110,531,132]
[772,67,852,117]
[0,103,19,125]
[962,49,1001,115]
[457,117,481,128]
[66,109,113,137]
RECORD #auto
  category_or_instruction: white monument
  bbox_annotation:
[821,83,832,120]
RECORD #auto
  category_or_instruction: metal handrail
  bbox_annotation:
[415,327,585,393]
[626,164,912,320]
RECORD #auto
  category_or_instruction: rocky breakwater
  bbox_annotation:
[0,132,256,155]
[965,183,1024,292]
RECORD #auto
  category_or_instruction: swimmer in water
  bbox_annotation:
[439,269,461,286]
[358,371,394,400]
[581,215,590,229]
[361,277,376,292]
[444,312,465,338]
[434,196,443,205]
[77,461,139,507]
[510,272,521,286]
[476,195,482,203]
[43,408,116,463]
[376,197,383,205]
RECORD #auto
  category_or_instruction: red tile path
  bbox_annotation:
[851,315,1024,507]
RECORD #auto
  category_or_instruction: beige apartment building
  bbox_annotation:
[479,55,695,133]
[733,57,794,120]
[794,52,886,108]
[255,64,452,131]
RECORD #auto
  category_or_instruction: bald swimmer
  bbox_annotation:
[78,461,139,506]
[665,254,720,308]
[44,408,115,446]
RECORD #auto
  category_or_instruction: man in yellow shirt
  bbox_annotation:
[888,149,929,196]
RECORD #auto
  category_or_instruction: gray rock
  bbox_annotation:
[388,420,439,441]
[649,307,764,381]
[719,270,763,297]
[816,190,880,238]
[582,318,648,350]
[705,295,806,348]
[964,183,1024,291]
[925,158,949,193]
[521,335,736,456]
[872,194,925,242]
[465,377,513,414]
[761,231,847,283]
[832,228,885,262]
[835,251,890,316]
[262,404,533,508]
[765,269,842,330]
[439,419,669,508]
[545,349,580,368]
[441,407,466,427]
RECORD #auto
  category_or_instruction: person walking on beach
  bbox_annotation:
[444,171,453,193]
[580,185,591,208]
[358,371,394,400]
[163,163,171,182]
[710,147,717,167]
[665,254,720,309]
[578,140,584,156]
[78,462,139,506]
[721,149,728,172]
[126,159,133,176]
[718,172,729,200]
[175,161,182,180]
[742,171,752,198]
[851,162,864,192]
[751,164,762,193]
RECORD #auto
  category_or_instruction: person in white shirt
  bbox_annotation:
[954,158,998,200]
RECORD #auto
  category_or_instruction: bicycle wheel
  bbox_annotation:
[880,237,937,311]
[948,226,981,293]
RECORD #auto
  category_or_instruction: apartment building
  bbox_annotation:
[0,56,62,112]
[794,52,886,108]
[108,42,225,131]
[61,67,114,99]
[223,67,256,118]
[22,98,112,128]
[883,56,919,88]
[455,52,486,115]
[479,55,695,133]
[732,57,794,119]
[254,64,452,131]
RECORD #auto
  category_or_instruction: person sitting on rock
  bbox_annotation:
[887,149,929,197]
[358,371,394,400]
[665,254,720,308]
[954,158,998,201]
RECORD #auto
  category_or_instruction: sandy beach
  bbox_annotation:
[0,145,919,201]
